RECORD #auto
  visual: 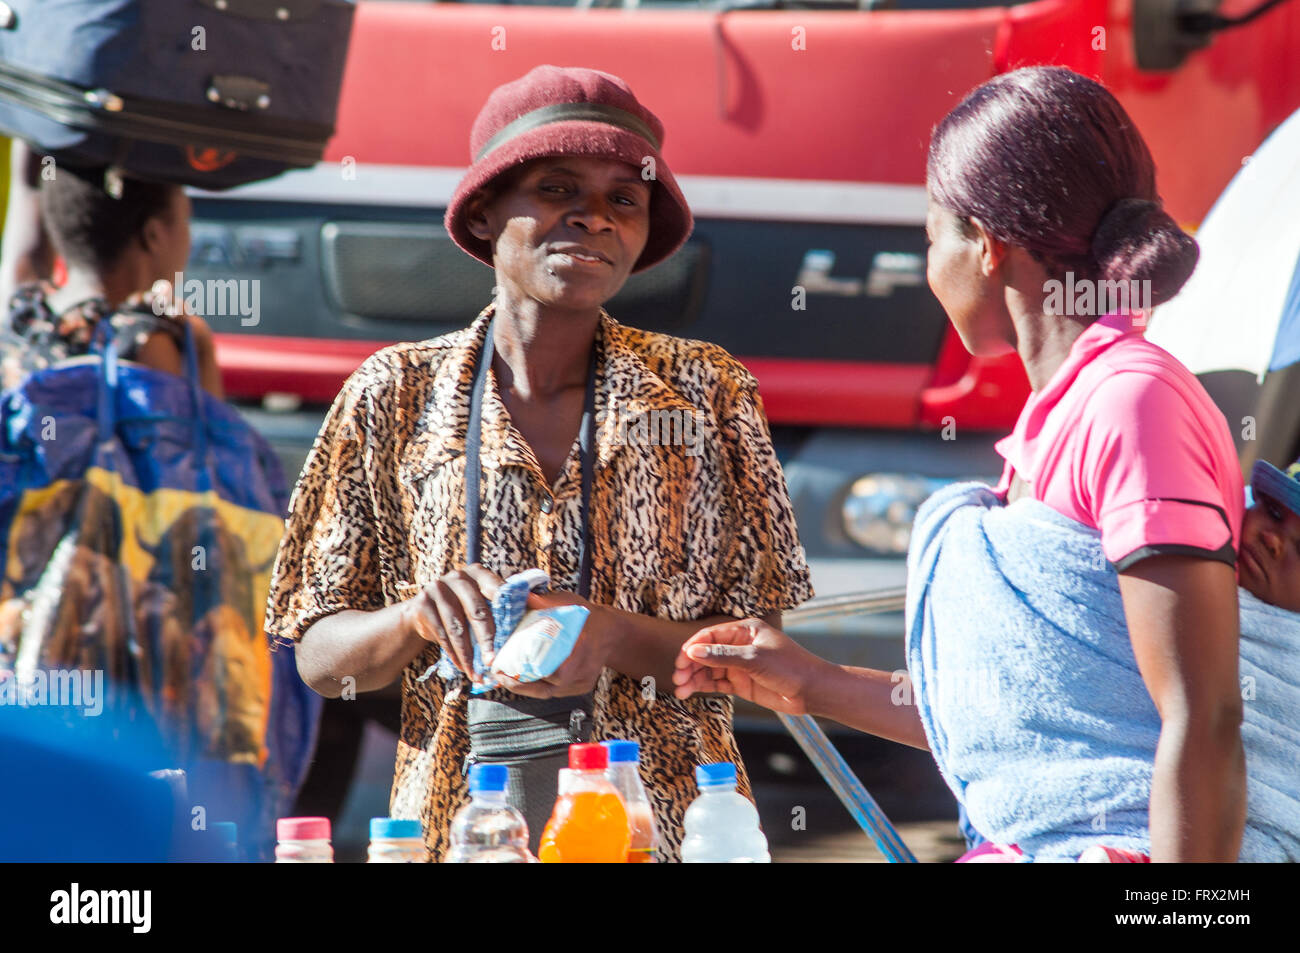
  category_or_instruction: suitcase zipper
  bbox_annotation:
[0,64,331,166]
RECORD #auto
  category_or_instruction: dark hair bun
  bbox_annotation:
[38,167,178,273]
[1090,198,1199,307]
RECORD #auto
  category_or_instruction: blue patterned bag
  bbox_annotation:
[0,319,320,857]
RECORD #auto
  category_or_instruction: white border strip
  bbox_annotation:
[190,162,928,226]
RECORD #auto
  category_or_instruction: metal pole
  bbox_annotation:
[781,587,907,625]
[778,711,918,863]
[764,586,918,860]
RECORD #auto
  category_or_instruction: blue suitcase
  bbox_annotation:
[0,0,355,189]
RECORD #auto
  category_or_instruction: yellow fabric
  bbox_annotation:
[0,136,12,243]
[2,467,285,767]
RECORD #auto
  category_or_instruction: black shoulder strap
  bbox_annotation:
[463,326,494,572]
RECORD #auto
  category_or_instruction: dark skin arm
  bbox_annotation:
[671,619,929,749]
[132,313,223,398]
[1118,555,1245,862]
[295,562,781,700]
[295,602,428,699]
[497,591,782,699]
[295,564,505,698]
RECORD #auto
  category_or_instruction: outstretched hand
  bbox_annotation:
[672,618,822,716]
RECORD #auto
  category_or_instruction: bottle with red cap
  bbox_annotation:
[538,743,631,863]
[275,817,334,863]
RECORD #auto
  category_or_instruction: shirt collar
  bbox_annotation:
[419,303,700,484]
[994,309,1146,483]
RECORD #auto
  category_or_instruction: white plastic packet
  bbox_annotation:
[488,605,590,685]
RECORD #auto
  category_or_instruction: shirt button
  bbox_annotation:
[540,494,554,514]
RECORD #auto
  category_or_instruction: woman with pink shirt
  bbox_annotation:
[673,67,1263,862]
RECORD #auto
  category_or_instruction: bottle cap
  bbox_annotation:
[569,743,608,771]
[277,817,331,841]
[602,740,640,763]
[210,821,238,846]
[695,762,737,788]
[370,817,422,840]
[468,762,508,793]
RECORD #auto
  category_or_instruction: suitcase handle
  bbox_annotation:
[198,0,324,21]
[207,75,272,113]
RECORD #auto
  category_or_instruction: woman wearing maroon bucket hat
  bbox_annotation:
[265,66,812,861]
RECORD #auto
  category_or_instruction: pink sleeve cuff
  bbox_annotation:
[1100,497,1236,570]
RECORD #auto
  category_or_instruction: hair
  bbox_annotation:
[38,165,178,272]
[927,66,1199,307]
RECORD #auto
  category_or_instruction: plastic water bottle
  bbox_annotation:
[603,740,659,863]
[275,817,334,863]
[445,763,532,863]
[681,763,771,863]
[368,817,428,863]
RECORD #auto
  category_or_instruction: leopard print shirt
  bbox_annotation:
[265,303,813,861]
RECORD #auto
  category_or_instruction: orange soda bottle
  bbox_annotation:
[538,743,630,863]
[603,740,659,863]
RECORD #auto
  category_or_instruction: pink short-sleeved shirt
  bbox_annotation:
[994,311,1243,570]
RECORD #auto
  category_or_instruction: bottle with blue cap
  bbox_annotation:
[367,817,428,863]
[681,762,771,863]
[445,763,534,863]
[210,821,239,863]
[181,819,241,862]
[602,739,659,863]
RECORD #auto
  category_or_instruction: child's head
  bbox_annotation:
[1239,457,1300,612]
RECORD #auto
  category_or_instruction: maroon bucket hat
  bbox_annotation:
[444,65,693,273]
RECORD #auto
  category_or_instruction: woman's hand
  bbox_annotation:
[671,618,823,716]
[493,589,609,698]
[405,563,504,684]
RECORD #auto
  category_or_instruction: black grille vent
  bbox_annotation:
[321,220,710,330]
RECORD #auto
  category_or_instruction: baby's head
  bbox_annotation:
[1239,457,1300,612]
